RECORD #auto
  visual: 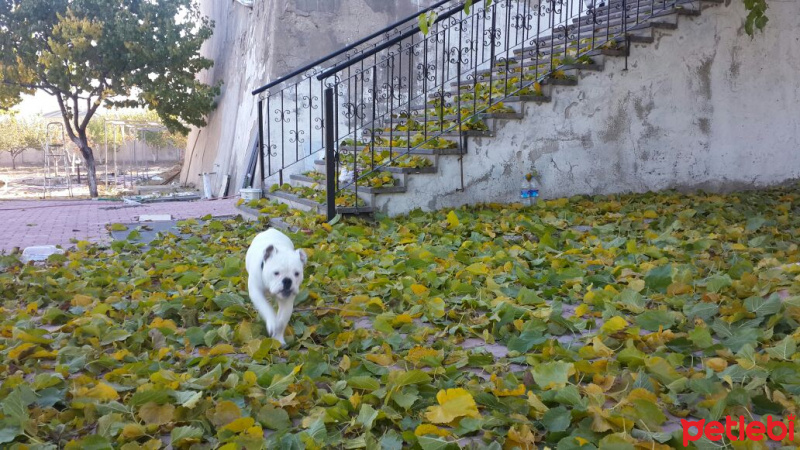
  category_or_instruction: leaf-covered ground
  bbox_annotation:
[1,185,800,449]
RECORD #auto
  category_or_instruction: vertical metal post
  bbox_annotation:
[257,99,265,193]
[324,87,336,221]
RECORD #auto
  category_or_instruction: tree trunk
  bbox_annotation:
[72,137,98,197]
[11,154,17,170]
[81,145,99,197]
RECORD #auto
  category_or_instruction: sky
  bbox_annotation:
[12,91,61,117]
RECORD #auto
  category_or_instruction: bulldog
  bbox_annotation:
[245,228,307,346]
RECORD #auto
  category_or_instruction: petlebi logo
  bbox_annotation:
[681,415,796,446]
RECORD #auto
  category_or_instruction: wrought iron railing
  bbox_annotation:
[252,0,695,219]
[245,0,454,189]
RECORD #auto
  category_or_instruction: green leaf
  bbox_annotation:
[347,376,381,391]
[0,426,21,444]
[531,361,574,390]
[705,274,732,293]
[635,310,676,331]
[356,404,379,430]
[392,370,432,388]
[1,386,35,427]
[171,425,204,445]
[644,264,672,293]
[258,405,290,431]
[766,335,796,360]
[744,294,782,317]
[542,406,571,432]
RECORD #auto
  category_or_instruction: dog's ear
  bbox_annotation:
[264,245,276,262]
[297,249,307,266]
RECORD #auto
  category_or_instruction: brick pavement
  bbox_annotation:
[0,198,245,253]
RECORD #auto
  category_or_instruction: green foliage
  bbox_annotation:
[0,113,43,167]
[0,0,220,195]
[86,109,187,150]
[743,0,769,36]
[2,184,800,447]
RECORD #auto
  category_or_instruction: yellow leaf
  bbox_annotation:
[415,424,451,437]
[465,262,488,275]
[526,392,549,416]
[29,349,57,359]
[243,371,257,386]
[149,317,177,331]
[222,417,255,433]
[591,337,614,358]
[406,346,442,365]
[245,425,263,438]
[156,347,171,361]
[505,424,536,450]
[339,355,351,372]
[121,423,146,439]
[208,400,241,427]
[601,316,628,333]
[574,304,590,318]
[208,344,236,356]
[71,294,94,307]
[642,210,658,219]
[392,313,414,325]
[446,210,460,228]
[349,392,362,409]
[425,388,480,424]
[138,402,175,426]
[411,284,429,295]
[366,353,394,366]
[84,382,119,401]
[492,383,526,397]
[706,357,728,372]
[628,279,645,292]
[9,343,36,361]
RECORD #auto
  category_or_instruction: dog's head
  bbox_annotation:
[260,244,307,300]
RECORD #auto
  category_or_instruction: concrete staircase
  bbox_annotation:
[262,0,723,217]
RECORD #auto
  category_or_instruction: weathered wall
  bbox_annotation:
[0,142,181,168]
[376,0,800,216]
[181,0,435,192]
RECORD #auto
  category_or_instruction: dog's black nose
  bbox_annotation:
[282,278,292,290]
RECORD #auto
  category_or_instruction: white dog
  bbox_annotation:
[245,228,307,346]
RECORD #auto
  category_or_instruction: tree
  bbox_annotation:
[0,0,221,197]
[85,108,188,162]
[0,114,43,170]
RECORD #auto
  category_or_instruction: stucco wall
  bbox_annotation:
[373,0,800,216]
[181,0,435,193]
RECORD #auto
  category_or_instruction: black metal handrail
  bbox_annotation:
[315,1,468,82]
[252,0,454,96]
[244,1,460,189]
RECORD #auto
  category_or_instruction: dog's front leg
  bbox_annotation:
[248,276,277,336]
[273,299,295,346]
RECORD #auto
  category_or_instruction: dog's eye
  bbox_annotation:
[295,272,299,277]
[273,271,280,276]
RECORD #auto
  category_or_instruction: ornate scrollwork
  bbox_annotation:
[483,28,503,47]
[513,13,534,30]
[289,129,305,144]
[274,109,291,123]
[301,94,319,110]
[343,102,367,121]
[416,62,437,82]
[449,46,471,66]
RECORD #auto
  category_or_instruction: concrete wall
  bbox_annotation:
[374,0,800,216]
[0,142,182,168]
[182,0,436,191]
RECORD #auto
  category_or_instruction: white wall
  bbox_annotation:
[374,0,800,215]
